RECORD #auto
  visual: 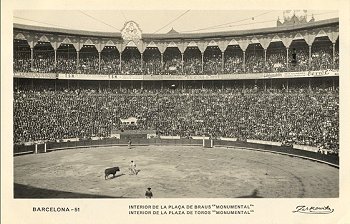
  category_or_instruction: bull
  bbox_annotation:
[104,167,120,180]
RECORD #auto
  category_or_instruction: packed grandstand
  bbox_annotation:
[13,13,339,154]
[14,35,338,75]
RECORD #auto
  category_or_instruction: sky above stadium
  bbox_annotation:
[13,10,338,34]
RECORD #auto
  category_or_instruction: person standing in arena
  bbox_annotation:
[129,160,137,175]
[128,139,132,149]
[145,187,153,198]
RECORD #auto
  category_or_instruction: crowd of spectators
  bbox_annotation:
[14,85,339,153]
[78,56,99,74]
[224,54,243,74]
[163,58,182,75]
[288,49,309,72]
[184,58,201,75]
[246,53,266,73]
[13,51,31,72]
[266,50,287,73]
[13,43,339,75]
[144,58,162,75]
[310,45,333,71]
[334,50,339,68]
[56,57,76,73]
[32,51,55,73]
[121,59,142,75]
[204,55,222,75]
[100,56,121,74]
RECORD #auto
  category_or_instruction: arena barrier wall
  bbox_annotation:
[14,138,339,167]
[159,136,181,139]
[213,140,338,167]
[247,139,282,146]
[293,144,319,152]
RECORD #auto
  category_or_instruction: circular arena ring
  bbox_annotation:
[14,145,338,198]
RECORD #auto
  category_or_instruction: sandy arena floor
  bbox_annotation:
[14,145,339,198]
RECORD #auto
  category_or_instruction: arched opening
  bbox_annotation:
[143,47,161,75]
[33,41,55,73]
[204,46,222,75]
[266,41,287,73]
[164,47,181,75]
[56,43,77,74]
[184,46,201,75]
[224,45,243,74]
[13,39,31,72]
[289,38,309,72]
[79,45,98,74]
[121,46,141,75]
[246,43,264,73]
[101,46,120,74]
[311,36,333,71]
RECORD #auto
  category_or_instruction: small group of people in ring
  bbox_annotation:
[126,140,152,198]
[128,160,153,198]
[126,159,153,198]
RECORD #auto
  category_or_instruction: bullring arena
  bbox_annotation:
[13,10,339,198]
[14,144,338,198]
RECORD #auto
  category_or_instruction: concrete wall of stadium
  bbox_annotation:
[14,138,339,167]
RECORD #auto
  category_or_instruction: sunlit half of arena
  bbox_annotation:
[13,10,339,198]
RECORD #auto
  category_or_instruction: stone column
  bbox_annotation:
[54,49,57,69]
[332,42,336,69]
[30,47,34,70]
[76,50,80,69]
[201,52,204,73]
[98,52,101,72]
[286,47,289,70]
[308,45,312,68]
[242,51,246,72]
[221,51,225,72]
[181,53,184,74]
[264,49,267,71]
[141,53,143,71]
[119,53,122,71]
[281,35,293,71]
[217,40,229,73]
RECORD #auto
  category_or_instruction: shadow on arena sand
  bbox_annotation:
[236,189,264,198]
[106,173,126,179]
[14,183,130,198]
[14,183,264,198]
